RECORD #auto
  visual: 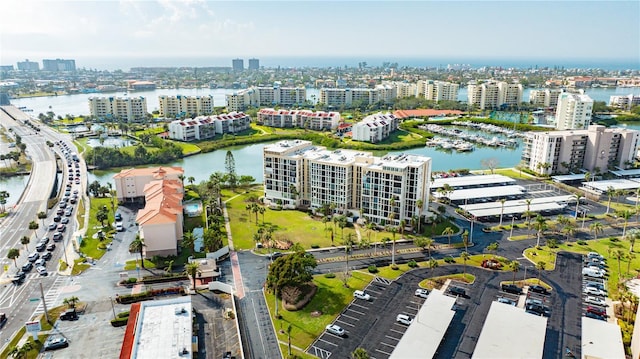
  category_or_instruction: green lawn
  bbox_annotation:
[279,343,316,359]
[368,254,508,280]
[418,273,476,289]
[80,197,114,260]
[124,259,156,270]
[166,140,201,155]
[265,271,373,350]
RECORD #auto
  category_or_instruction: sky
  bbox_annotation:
[1,0,639,70]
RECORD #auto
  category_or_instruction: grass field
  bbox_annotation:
[265,271,373,350]
[368,254,509,280]
[80,197,114,260]
[418,273,476,289]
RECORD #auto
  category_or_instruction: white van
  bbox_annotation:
[582,267,604,278]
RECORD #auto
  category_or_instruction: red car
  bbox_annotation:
[587,306,606,317]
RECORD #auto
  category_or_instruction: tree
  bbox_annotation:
[20,236,30,253]
[88,180,101,197]
[442,227,455,246]
[613,249,625,280]
[225,150,237,189]
[535,261,546,282]
[165,259,175,273]
[605,186,615,214]
[8,341,32,359]
[187,176,195,186]
[343,233,355,274]
[533,215,547,248]
[185,261,201,290]
[487,242,499,257]
[415,238,434,258]
[416,199,424,233]
[0,190,9,213]
[498,198,506,226]
[351,348,370,359]
[28,220,39,237]
[182,230,196,254]
[461,230,469,252]
[37,211,47,227]
[96,206,109,226]
[266,250,317,295]
[287,323,293,356]
[129,235,145,269]
[628,228,640,253]
[63,296,79,309]
[7,248,20,268]
[460,251,470,275]
[480,157,499,174]
[509,260,520,284]
[589,222,604,240]
[572,194,583,220]
[203,228,223,252]
[618,209,633,238]
[387,226,398,265]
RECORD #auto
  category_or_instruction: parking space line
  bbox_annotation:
[346,308,366,315]
[318,338,339,347]
[390,328,405,335]
[341,313,360,321]
[385,335,400,341]
[351,302,369,310]
[365,288,383,295]
[408,300,422,305]
[376,348,392,356]
[380,341,396,349]
[336,319,355,327]
[311,346,332,359]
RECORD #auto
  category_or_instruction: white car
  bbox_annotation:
[415,288,430,299]
[587,252,604,260]
[36,266,48,276]
[396,314,413,325]
[354,290,371,301]
[585,296,607,306]
[582,268,605,278]
[497,297,516,306]
[325,324,345,337]
[583,287,606,297]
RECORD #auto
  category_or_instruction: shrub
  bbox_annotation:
[577,240,588,246]
[117,311,130,318]
[324,273,336,278]
[407,260,418,268]
[444,256,455,263]
[368,265,379,273]
[311,244,320,249]
[126,277,138,284]
[391,265,399,270]
[110,317,128,327]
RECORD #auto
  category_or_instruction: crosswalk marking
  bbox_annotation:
[32,276,65,316]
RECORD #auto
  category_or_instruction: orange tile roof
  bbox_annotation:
[113,166,184,179]
[119,302,141,359]
[393,109,464,119]
[135,179,183,225]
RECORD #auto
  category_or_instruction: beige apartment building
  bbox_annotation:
[263,140,431,226]
[256,108,341,130]
[467,81,523,110]
[352,113,399,143]
[225,86,305,111]
[319,85,397,108]
[555,92,593,130]
[158,95,214,118]
[529,89,564,107]
[113,166,184,202]
[88,96,148,122]
[521,125,640,175]
[418,80,460,102]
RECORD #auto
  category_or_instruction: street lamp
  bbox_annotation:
[109,296,116,320]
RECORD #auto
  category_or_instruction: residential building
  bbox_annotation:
[129,81,156,91]
[352,113,399,143]
[113,166,184,202]
[16,59,39,71]
[319,85,397,108]
[226,88,258,112]
[42,58,76,71]
[88,96,148,122]
[135,179,184,257]
[158,95,214,118]
[0,65,14,72]
[389,82,417,98]
[168,112,251,141]
[467,81,523,110]
[225,86,306,111]
[418,80,460,102]
[521,125,640,175]
[529,89,564,107]
[248,58,260,70]
[610,94,640,111]
[555,92,593,130]
[232,58,244,71]
[263,140,431,226]
[256,108,340,130]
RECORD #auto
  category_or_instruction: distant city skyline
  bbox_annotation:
[1,1,638,70]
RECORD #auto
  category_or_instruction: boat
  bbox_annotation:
[455,141,474,152]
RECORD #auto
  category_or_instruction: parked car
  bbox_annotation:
[53,216,61,222]
[48,222,57,231]
[586,306,607,317]
[34,258,46,267]
[46,243,56,251]
[41,252,52,261]
[21,262,33,272]
[396,314,413,325]
[116,223,124,232]
[501,284,522,295]
[529,285,549,295]
[582,268,605,278]
[497,297,517,306]
[53,232,63,242]
[61,217,69,224]
[60,309,78,321]
[44,337,69,351]
[115,213,123,222]
[36,266,48,276]
[587,252,605,261]
[267,252,283,260]
[415,288,430,299]
[584,311,607,321]
[354,290,371,301]
[325,324,345,337]
[57,224,66,232]
[526,303,549,317]
[584,282,605,291]
[583,287,606,296]
[28,252,39,262]
[447,286,466,297]
[36,242,47,252]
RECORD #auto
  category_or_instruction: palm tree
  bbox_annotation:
[129,235,146,269]
[7,248,20,268]
[486,242,499,258]
[618,209,633,238]
[416,199,424,233]
[423,238,434,259]
[63,296,79,309]
[613,249,626,280]
[589,222,604,240]
[562,223,577,243]
[509,260,520,284]
[461,230,469,251]
[535,261,546,283]
[498,198,506,226]
[185,261,201,290]
[8,342,32,359]
[628,228,640,253]
[343,233,355,274]
[351,348,370,359]
[533,215,547,248]
[37,211,47,227]
[165,259,175,273]
[182,231,196,254]
[605,186,615,214]
[460,251,470,275]
[187,176,195,186]
[387,226,398,265]
[524,199,533,226]
[429,258,438,273]
[442,227,455,246]
[572,194,583,220]
[28,220,39,237]
[20,236,30,253]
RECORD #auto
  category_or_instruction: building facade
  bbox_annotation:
[42,58,76,71]
[248,58,260,70]
[232,58,244,71]
[113,166,184,202]
[418,80,460,102]
[263,140,431,226]
[352,113,399,143]
[521,125,640,175]
[256,108,340,130]
[467,81,523,110]
[158,95,214,118]
[88,96,148,122]
[529,89,564,107]
[225,86,306,111]
[609,94,640,111]
[555,92,593,130]
[319,85,397,108]
[16,59,39,71]
[168,112,251,141]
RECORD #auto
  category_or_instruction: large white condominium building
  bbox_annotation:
[88,96,148,122]
[263,140,431,226]
[257,109,341,130]
[610,94,640,111]
[521,125,640,175]
[529,89,564,107]
[319,85,397,108]
[168,112,251,141]
[467,81,523,110]
[225,86,306,112]
[417,80,460,102]
[158,95,214,118]
[352,113,399,143]
[555,92,593,130]
[384,81,418,98]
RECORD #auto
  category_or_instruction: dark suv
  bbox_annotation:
[529,285,549,295]
[447,286,466,297]
[501,284,522,294]
[59,309,78,321]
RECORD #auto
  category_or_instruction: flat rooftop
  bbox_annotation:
[581,317,625,359]
[611,168,640,178]
[433,185,525,201]
[472,301,547,359]
[582,179,640,192]
[389,289,456,359]
[464,202,566,218]
[131,297,192,359]
[431,174,515,189]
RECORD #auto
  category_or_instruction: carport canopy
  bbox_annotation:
[552,174,588,183]
[464,202,565,218]
[582,179,640,193]
[472,301,547,359]
[431,174,515,189]
[459,195,577,211]
[610,168,640,178]
[581,317,625,359]
[389,290,456,359]
[432,185,525,201]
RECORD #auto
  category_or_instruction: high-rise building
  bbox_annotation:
[42,58,76,71]
[529,89,564,107]
[158,95,214,118]
[88,96,148,122]
[0,65,14,72]
[232,58,244,71]
[16,59,39,71]
[225,86,306,111]
[263,140,431,226]
[248,58,260,70]
[418,80,460,102]
[521,125,639,175]
[467,81,523,110]
[555,92,593,130]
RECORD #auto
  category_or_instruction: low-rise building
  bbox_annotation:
[168,112,251,141]
[319,85,396,108]
[256,108,340,130]
[529,89,564,107]
[113,166,184,203]
[610,94,640,111]
[352,113,399,143]
[88,96,148,122]
[225,86,306,111]
[159,95,214,118]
